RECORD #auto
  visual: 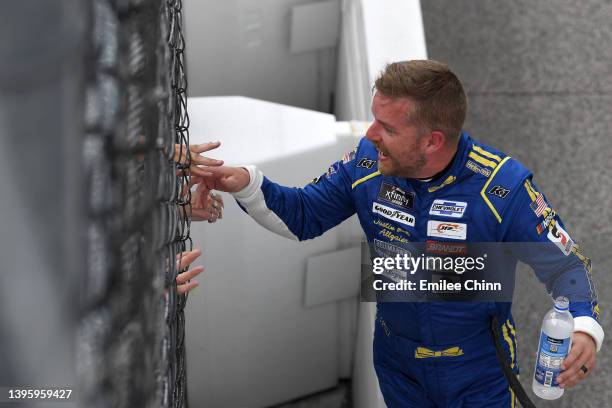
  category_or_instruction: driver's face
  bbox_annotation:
[365,92,427,178]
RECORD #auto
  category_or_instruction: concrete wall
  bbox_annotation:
[422,1,612,405]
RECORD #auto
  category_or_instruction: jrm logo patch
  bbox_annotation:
[356,158,376,169]
[488,185,510,199]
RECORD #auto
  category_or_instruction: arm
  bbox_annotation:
[231,160,357,241]
[194,151,358,241]
[504,178,602,387]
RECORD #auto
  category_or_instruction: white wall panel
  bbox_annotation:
[290,0,340,53]
[185,96,359,407]
[184,0,335,111]
[335,0,427,121]
[304,246,361,308]
[361,0,427,86]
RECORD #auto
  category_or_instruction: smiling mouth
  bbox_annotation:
[376,146,389,161]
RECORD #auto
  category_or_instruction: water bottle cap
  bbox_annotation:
[554,296,570,311]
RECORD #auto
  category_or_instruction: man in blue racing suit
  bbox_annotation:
[194,60,603,407]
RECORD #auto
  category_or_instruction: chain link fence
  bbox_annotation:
[78,0,193,406]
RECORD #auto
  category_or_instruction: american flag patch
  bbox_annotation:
[341,148,356,164]
[530,194,547,217]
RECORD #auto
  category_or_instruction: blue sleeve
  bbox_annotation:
[234,143,360,242]
[503,177,599,321]
[259,159,357,240]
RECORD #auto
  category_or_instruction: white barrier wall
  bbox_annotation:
[184,2,428,405]
[185,96,362,407]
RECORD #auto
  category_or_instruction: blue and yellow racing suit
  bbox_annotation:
[231,132,603,407]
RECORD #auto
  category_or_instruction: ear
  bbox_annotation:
[423,130,446,153]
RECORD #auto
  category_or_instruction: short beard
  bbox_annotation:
[383,152,427,178]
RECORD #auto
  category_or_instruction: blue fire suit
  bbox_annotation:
[232,132,603,407]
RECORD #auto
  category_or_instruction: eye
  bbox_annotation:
[383,125,395,134]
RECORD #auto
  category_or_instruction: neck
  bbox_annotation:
[417,145,458,180]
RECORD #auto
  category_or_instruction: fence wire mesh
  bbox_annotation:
[79,0,192,406]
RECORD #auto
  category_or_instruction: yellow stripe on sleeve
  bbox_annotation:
[351,171,381,189]
[502,323,516,369]
[480,156,511,223]
[504,320,517,408]
[506,319,517,339]
[524,181,536,201]
[469,151,499,169]
[524,179,538,201]
[473,145,502,162]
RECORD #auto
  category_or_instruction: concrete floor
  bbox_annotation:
[271,381,352,408]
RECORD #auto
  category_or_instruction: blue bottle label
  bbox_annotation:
[534,332,571,387]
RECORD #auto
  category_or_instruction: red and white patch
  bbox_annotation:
[547,223,574,255]
[427,220,467,240]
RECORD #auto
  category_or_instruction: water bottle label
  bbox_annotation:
[534,332,570,387]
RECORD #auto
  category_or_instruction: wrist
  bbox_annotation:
[573,316,604,352]
[232,165,262,201]
[239,167,251,189]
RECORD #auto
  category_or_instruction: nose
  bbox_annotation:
[365,121,380,143]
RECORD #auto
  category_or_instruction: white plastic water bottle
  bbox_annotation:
[532,296,574,400]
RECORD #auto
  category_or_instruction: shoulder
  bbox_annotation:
[467,139,533,223]
[354,137,378,164]
[346,138,381,187]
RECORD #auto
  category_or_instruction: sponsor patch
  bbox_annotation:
[373,239,408,282]
[547,223,574,255]
[356,158,376,169]
[488,185,511,199]
[530,193,547,217]
[427,220,467,240]
[372,202,415,227]
[429,199,467,218]
[377,182,414,210]
[374,239,411,257]
[310,176,322,184]
[536,208,556,235]
[465,160,492,177]
[425,240,467,256]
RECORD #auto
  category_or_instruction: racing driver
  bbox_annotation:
[190,60,603,407]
